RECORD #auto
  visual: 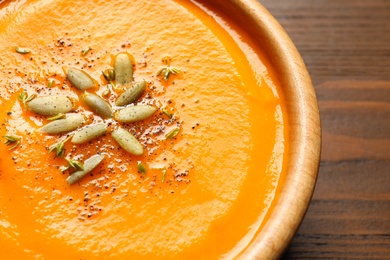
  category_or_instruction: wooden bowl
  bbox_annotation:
[0,1,320,258]
[210,0,322,258]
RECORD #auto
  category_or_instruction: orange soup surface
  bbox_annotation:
[0,0,289,259]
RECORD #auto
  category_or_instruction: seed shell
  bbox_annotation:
[66,154,105,185]
[66,67,96,90]
[114,105,156,123]
[111,127,143,156]
[82,92,113,118]
[71,124,107,144]
[38,114,84,134]
[27,95,73,116]
[114,53,133,85]
[115,80,146,106]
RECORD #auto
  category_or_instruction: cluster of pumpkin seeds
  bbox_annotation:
[15,52,180,185]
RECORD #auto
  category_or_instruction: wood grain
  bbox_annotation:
[259,0,390,258]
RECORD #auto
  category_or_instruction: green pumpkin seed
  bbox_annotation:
[4,135,21,150]
[66,154,105,185]
[82,92,113,118]
[38,114,84,134]
[81,47,91,56]
[137,162,147,174]
[115,80,146,106]
[27,95,73,116]
[114,105,156,123]
[114,53,133,85]
[71,123,107,144]
[102,69,115,82]
[66,67,96,90]
[165,127,180,140]
[111,127,143,156]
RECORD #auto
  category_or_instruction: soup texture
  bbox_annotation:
[0,0,289,259]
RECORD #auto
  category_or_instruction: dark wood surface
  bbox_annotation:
[259,0,390,259]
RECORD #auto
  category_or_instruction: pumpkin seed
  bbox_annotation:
[18,90,37,110]
[47,79,55,88]
[102,87,111,97]
[4,135,21,150]
[82,92,113,118]
[71,123,107,144]
[115,80,146,106]
[66,154,105,185]
[114,105,156,123]
[114,52,133,85]
[162,169,167,182]
[102,69,115,82]
[66,158,84,171]
[49,135,72,158]
[137,162,147,174]
[161,108,172,118]
[165,127,180,140]
[81,47,91,56]
[15,47,30,54]
[66,67,96,90]
[27,95,73,116]
[38,114,84,134]
[111,127,143,156]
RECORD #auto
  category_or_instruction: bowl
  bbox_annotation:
[0,0,321,258]
[219,0,321,258]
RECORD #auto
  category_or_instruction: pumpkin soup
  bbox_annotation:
[0,0,289,259]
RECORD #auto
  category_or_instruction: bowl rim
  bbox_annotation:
[207,0,322,258]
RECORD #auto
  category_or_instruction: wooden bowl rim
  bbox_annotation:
[211,0,322,258]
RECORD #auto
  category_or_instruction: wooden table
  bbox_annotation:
[259,0,390,258]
